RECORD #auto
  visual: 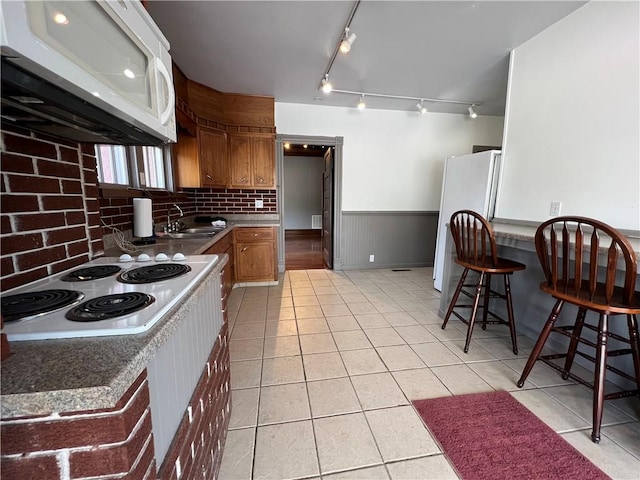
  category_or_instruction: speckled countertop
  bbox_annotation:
[1,255,229,419]
[103,214,281,257]
[1,216,281,418]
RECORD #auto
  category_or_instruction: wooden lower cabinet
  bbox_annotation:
[205,231,234,302]
[234,227,277,282]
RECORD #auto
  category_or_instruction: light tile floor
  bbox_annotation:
[220,268,640,480]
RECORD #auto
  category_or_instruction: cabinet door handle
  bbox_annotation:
[252,233,258,237]
[257,176,263,183]
[206,174,213,180]
[241,247,248,252]
[240,177,248,183]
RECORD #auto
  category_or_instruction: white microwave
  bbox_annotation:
[0,0,176,145]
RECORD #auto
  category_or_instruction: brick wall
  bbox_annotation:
[98,186,278,236]
[158,323,231,480]
[184,187,277,214]
[0,125,278,292]
[0,127,103,292]
[1,371,156,480]
[99,195,197,236]
[98,187,278,237]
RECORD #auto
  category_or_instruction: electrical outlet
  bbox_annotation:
[549,201,562,216]
[255,199,264,209]
[369,254,375,262]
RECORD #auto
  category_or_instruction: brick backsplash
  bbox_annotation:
[0,125,278,291]
[99,195,197,236]
[184,187,278,214]
[0,127,103,292]
[99,187,278,236]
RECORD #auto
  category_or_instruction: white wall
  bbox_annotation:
[283,155,324,229]
[276,103,504,211]
[498,1,640,230]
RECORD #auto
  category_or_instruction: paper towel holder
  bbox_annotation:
[133,236,156,246]
[132,198,156,245]
[133,225,156,245]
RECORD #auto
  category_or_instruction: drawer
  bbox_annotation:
[204,231,232,254]
[234,227,274,242]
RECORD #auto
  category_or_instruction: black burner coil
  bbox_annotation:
[66,292,155,322]
[61,265,122,282]
[118,264,191,284]
[1,290,84,321]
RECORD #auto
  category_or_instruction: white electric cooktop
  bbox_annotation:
[1,254,219,341]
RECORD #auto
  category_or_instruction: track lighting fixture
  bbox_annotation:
[318,1,360,97]
[329,88,481,115]
[320,74,332,94]
[340,27,357,54]
[316,1,481,116]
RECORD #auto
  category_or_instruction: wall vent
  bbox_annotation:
[312,215,322,229]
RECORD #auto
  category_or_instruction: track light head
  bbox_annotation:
[468,105,478,119]
[340,28,357,54]
[357,94,366,109]
[416,101,427,115]
[320,74,332,94]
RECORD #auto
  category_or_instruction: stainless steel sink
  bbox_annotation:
[164,232,218,239]
[182,227,226,234]
[163,225,226,239]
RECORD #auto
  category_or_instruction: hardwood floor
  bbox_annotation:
[285,230,326,270]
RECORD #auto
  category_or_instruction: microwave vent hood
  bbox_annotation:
[1,58,163,146]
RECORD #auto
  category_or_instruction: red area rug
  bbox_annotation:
[413,391,611,480]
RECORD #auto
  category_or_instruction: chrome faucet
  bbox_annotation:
[165,204,185,233]
[174,204,184,218]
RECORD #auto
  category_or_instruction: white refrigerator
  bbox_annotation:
[433,150,502,291]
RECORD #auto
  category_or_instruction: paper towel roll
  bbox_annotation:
[133,198,153,238]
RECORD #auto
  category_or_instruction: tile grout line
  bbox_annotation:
[225,268,640,479]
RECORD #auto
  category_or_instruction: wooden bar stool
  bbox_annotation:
[441,210,526,354]
[517,216,640,443]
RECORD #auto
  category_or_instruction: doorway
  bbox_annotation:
[276,135,343,273]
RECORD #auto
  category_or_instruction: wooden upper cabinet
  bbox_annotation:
[174,129,199,188]
[174,127,227,188]
[199,128,227,187]
[252,136,275,188]
[228,135,252,187]
[172,68,275,190]
[228,134,275,188]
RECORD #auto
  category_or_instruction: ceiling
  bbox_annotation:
[284,144,329,157]
[147,1,586,116]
